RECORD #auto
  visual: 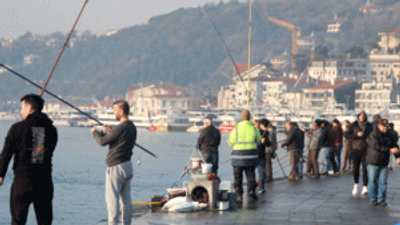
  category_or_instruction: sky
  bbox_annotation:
[0,0,230,39]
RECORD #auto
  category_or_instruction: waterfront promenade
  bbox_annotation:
[96,167,400,225]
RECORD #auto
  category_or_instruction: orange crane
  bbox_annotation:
[268,17,301,70]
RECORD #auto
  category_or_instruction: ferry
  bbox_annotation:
[186,111,222,132]
[48,110,96,127]
[97,109,151,129]
[150,110,191,132]
[218,111,241,134]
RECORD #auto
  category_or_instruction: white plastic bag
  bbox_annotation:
[161,197,188,212]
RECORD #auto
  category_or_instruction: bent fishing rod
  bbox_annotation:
[39,0,89,97]
[0,64,157,159]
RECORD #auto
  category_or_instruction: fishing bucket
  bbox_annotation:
[191,157,202,169]
[201,163,213,174]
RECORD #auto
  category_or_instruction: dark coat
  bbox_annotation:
[258,128,271,159]
[321,126,334,148]
[366,128,399,167]
[197,125,221,154]
[344,121,373,152]
[0,112,58,180]
[281,127,303,151]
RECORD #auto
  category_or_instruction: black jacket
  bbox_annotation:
[258,128,271,159]
[366,128,399,167]
[321,126,334,148]
[281,127,302,151]
[197,125,221,154]
[344,121,373,152]
[0,112,58,180]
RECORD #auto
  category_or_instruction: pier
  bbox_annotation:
[96,167,400,225]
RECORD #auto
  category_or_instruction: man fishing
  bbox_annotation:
[197,116,221,175]
[0,94,58,225]
[91,100,136,225]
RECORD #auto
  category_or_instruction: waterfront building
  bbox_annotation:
[302,79,358,110]
[355,81,400,114]
[126,84,191,117]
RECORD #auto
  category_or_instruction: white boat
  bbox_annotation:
[186,111,223,133]
[48,110,96,127]
[97,109,151,129]
[150,110,191,132]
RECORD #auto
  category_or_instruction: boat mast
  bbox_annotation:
[247,0,252,109]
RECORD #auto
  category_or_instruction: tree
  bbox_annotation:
[345,46,368,59]
[314,45,330,60]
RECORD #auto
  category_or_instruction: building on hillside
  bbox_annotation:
[232,64,271,81]
[125,84,191,116]
[263,77,310,109]
[327,15,346,33]
[270,54,292,72]
[377,28,400,53]
[217,79,265,109]
[303,79,358,110]
[369,54,400,83]
[355,81,400,113]
[297,32,318,55]
[359,0,381,15]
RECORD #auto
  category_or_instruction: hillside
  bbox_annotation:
[1,0,400,105]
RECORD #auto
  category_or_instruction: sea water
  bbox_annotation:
[0,122,288,224]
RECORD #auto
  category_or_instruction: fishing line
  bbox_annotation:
[0,64,158,159]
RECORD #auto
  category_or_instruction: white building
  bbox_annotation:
[126,84,191,117]
[377,28,400,54]
[327,15,346,33]
[355,81,395,113]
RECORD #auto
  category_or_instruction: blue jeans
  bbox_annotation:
[202,152,219,175]
[257,158,266,190]
[334,144,343,171]
[319,147,332,173]
[367,165,389,203]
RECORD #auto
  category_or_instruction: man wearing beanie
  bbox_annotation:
[344,110,373,196]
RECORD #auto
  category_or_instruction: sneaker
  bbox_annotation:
[378,202,388,206]
[286,177,295,181]
[258,189,266,194]
[328,170,334,175]
[249,191,258,201]
[361,186,368,195]
[371,201,378,206]
[352,184,358,196]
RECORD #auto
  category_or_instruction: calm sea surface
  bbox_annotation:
[0,122,288,224]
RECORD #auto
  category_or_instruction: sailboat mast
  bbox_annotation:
[247,0,252,109]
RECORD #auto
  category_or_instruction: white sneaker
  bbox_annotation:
[328,170,334,175]
[352,184,358,196]
[362,186,368,195]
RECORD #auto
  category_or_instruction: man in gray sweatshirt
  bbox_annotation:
[91,100,137,225]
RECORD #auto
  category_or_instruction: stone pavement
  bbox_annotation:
[96,168,400,225]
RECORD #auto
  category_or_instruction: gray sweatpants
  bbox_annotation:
[106,161,133,225]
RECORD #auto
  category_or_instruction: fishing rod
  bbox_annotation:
[39,0,89,96]
[0,64,157,159]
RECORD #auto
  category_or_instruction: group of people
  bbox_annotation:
[0,94,136,225]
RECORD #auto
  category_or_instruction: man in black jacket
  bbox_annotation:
[257,118,271,193]
[0,94,58,225]
[197,116,221,175]
[366,119,400,206]
[344,110,373,196]
[280,122,302,181]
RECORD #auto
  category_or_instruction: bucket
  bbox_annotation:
[191,158,202,169]
[228,192,237,210]
[201,163,213,174]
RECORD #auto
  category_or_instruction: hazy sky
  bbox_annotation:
[1,0,230,39]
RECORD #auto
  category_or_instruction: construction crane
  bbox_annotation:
[268,17,301,70]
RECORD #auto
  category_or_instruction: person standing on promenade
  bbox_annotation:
[341,120,353,174]
[371,114,382,130]
[344,110,373,196]
[257,118,272,193]
[366,119,400,206]
[280,122,302,181]
[306,119,324,179]
[0,94,58,225]
[319,120,336,175]
[91,100,137,225]
[228,110,261,202]
[332,119,343,174]
[197,116,221,175]
[388,123,399,171]
[293,122,305,178]
[267,120,277,181]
